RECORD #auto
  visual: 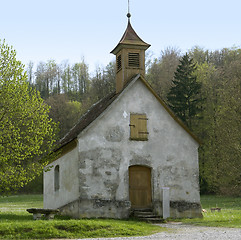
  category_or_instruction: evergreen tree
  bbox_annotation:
[167,53,203,128]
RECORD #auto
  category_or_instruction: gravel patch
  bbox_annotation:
[79,222,241,240]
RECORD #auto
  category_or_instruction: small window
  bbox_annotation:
[128,53,140,68]
[54,165,60,191]
[117,54,122,71]
[129,114,149,141]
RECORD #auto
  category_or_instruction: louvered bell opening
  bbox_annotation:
[128,53,140,68]
[117,54,122,72]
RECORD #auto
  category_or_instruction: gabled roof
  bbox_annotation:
[58,74,200,150]
[59,91,119,148]
[111,21,150,55]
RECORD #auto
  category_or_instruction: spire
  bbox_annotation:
[110,20,150,55]
[111,0,150,54]
[110,2,151,93]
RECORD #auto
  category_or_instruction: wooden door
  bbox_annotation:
[129,166,152,209]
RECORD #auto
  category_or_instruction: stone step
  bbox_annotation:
[138,217,165,223]
[133,208,152,212]
[136,214,161,218]
[146,218,165,223]
[134,211,154,216]
[133,209,164,223]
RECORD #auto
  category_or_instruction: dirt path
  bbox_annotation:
[79,222,241,240]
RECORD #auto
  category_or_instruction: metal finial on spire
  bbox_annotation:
[127,0,131,20]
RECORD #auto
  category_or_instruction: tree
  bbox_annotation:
[46,94,82,139]
[71,59,89,101]
[190,48,241,196]
[167,53,203,128]
[26,61,34,85]
[0,40,57,194]
[215,61,241,195]
[198,60,241,195]
[194,62,219,193]
[35,60,60,99]
[89,62,115,102]
[35,61,48,98]
[61,61,73,96]
[146,47,180,100]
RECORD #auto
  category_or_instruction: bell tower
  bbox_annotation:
[111,9,150,93]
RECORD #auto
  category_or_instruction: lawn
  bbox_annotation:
[0,195,240,239]
[179,195,241,228]
[0,194,164,239]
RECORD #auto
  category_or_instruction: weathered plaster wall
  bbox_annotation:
[44,147,79,209]
[74,78,201,218]
[59,198,131,219]
[44,77,201,218]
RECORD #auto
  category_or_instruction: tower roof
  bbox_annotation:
[111,20,150,55]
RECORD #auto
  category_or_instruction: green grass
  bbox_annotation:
[1,195,240,239]
[0,195,164,239]
[178,195,241,228]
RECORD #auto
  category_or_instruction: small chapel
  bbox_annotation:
[43,11,202,219]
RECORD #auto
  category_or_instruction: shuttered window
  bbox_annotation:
[130,114,148,141]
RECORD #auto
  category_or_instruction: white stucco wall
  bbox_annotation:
[43,77,201,218]
[44,147,79,209]
[77,78,200,205]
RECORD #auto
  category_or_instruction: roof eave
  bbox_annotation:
[137,75,202,145]
[110,42,151,55]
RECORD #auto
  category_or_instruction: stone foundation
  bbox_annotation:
[170,201,203,218]
[153,200,202,218]
[59,198,131,219]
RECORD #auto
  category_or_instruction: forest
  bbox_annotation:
[3,43,241,196]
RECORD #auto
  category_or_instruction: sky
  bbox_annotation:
[1,0,241,73]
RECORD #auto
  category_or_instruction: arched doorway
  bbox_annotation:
[129,166,152,209]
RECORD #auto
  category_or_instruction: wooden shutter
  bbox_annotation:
[130,114,148,141]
